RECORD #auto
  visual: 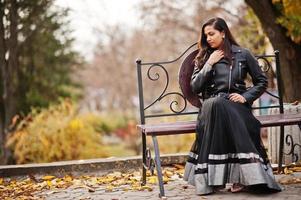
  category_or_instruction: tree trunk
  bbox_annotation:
[245,0,301,102]
[0,0,19,164]
[0,0,8,164]
[7,0,19,118]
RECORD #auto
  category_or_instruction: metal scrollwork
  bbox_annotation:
[257,56,272,72]
[144,64,169,110]
[142,43,198,116]
[256,56,279,99]
[144,64,188,114]
[285,134,301,162]
[159,92,187,114]
[147,64,168,82]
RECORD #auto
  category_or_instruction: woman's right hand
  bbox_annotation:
[207,50,224,66]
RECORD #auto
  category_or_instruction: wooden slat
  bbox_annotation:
[137,113,301,136]
[257,113,301,127]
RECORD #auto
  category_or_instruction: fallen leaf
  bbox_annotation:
[147,176,157,184]
[105,185,114,192]
[291,166,301,172]
[28,174,38,183]
[173,164,184,169]
[164,170,173,178]
[64,175,73,182]
[141,185,153,191]
[42,175,56,181]
[46,180,52,187]
[284,167,294,174]
[163,177,170,184]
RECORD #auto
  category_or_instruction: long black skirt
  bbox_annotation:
[184,96,281,195]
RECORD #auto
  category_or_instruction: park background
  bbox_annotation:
[0,0,301,165]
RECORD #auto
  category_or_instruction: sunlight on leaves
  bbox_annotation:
[0,164,185,199]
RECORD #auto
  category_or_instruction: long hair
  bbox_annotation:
[195,17,239,68]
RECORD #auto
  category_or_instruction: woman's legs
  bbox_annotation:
[184,97,281,195]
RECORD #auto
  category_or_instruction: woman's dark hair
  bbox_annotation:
[195,17,239,68]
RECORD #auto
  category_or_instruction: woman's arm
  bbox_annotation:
[241,49,268,105]
[190,62,213,94]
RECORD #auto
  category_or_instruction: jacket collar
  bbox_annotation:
[231,45,242,53]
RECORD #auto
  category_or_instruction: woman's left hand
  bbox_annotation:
[229,93,247,103]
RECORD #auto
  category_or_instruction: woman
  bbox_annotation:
[183,17,281,195]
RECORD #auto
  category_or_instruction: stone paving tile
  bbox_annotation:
[36,182,298,200]
[35,173,301,200]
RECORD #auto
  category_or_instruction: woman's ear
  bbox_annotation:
[222,31,225,39]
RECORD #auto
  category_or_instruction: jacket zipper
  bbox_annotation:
[239,62,242,79]
[228,65,232,93]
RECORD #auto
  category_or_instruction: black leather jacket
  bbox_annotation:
[191,45,267,105]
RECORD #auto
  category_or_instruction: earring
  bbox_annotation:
[222,35,225,39]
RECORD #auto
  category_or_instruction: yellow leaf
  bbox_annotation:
[105,185,114,192]
[72,179,82,187]
[42,175,56,181]
[163,177,170,184]
[103,177,115,183]
[164,170,173,178]
[284,167,293,174]
[0,178,3,185]
[141,185,153,191]
[64,175,73,182]
[147,176,157,184]
[47,180,52,187]
[129,176,140,182]
[291,166,301,172]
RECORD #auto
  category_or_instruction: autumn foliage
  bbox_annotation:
[6,100,111,164]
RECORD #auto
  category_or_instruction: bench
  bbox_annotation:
[136,43,301,198]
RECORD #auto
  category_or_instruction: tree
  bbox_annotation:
[0,0,19,164]
[81,0,270,114]
[245,0,301,102]
[0,0,81,164]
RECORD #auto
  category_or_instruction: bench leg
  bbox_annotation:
[152,135,165,198]
[278,125,285,173]
[142,132,147,185]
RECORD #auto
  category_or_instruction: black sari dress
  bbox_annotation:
[183,46,281,195]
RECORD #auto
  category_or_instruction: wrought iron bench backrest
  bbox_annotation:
[136,43,284,125]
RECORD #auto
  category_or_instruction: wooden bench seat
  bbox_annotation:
[138,113,301,136]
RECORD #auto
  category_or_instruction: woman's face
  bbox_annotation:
[204,25,225,49]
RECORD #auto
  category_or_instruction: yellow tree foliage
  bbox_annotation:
[273,0,301,43]
[6,99,109,164]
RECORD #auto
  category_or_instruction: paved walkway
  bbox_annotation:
[35,173,301,200]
